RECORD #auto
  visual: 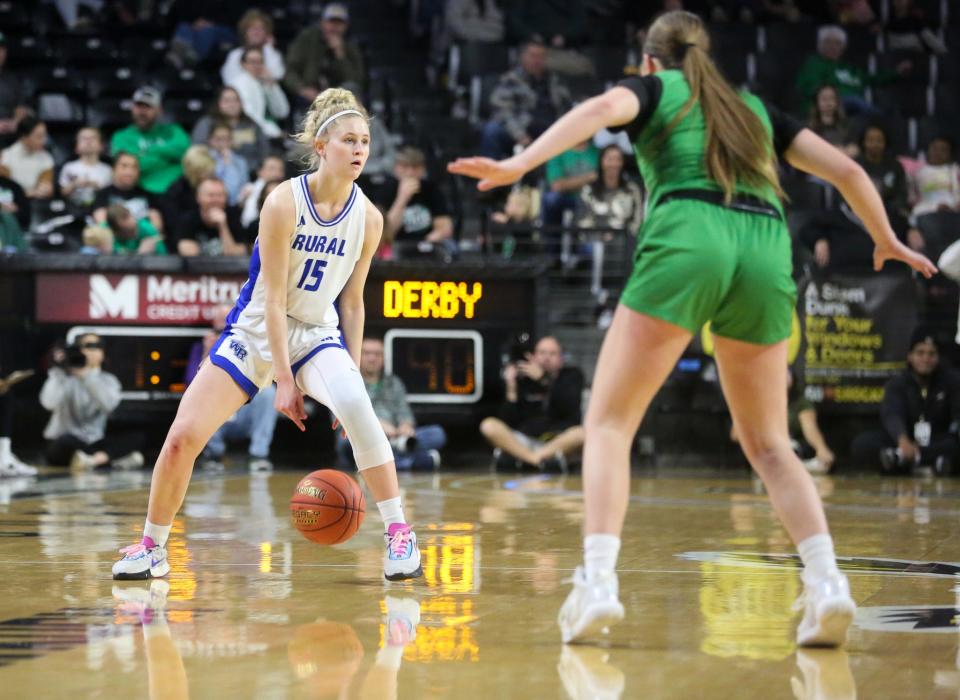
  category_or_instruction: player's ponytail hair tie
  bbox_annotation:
[679,41,699,59]
[315,109,363,138]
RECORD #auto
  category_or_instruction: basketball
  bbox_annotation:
[290,470,366,545]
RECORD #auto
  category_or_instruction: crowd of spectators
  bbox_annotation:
[0,0,954,272]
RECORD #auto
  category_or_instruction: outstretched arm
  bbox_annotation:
[448,87,641,191]
[784,129,937,278]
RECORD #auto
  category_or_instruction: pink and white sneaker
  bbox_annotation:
[112,539,169,580]
[383,524,422,581]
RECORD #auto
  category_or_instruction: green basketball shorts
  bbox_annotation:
[620,199,797,345]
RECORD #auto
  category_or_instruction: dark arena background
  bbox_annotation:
[1,1,960,698]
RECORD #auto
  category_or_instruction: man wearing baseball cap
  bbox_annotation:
[109,86,190,195]
[284,3,365,104]
[852,328,960,474]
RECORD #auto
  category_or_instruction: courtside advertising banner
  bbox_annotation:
[798,272,917,414]
[35,272,246,325]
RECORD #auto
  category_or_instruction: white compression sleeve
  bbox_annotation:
[296,347,394,469]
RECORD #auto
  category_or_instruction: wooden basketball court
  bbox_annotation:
[0,468,957,698]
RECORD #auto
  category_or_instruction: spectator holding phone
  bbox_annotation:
[480,335,585,470]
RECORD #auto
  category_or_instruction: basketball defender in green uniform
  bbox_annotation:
[450,10,936,646]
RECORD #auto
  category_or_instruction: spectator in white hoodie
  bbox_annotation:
[220,9,285,86]
[227,47,289,140]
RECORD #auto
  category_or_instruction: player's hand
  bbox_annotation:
[874,240,937,278]
[331,417,347,439]
[448,156,527,192]
[276,378,307,431]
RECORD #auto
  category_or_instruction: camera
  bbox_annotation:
[504,332,534,364]
[64,344,87,369]
[390,435,418,453]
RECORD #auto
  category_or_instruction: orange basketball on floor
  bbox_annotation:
[290,470,366,545]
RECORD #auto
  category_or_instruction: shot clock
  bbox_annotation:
[384,330,483,403]
[364,263,547,410]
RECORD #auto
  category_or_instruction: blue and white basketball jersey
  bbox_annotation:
[226,176,366,334]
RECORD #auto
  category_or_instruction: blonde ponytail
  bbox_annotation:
[645,11,784,202]
[294,88,370,169]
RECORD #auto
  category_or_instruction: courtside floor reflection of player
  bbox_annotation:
[450,10,936,646]
[113,88,422,582]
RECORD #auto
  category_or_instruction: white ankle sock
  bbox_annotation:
[584,534,621,579]
[377,497,405,530]
[143,520,172,548]
[797,533,839,583]
[0,437,10,464]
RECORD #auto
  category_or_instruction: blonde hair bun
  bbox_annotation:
[294,88,370,169]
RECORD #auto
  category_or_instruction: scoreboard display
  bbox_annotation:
[364,263,547,409]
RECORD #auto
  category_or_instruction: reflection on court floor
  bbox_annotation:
[0,469,959,698]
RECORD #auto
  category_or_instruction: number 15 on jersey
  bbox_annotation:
[296,258,327,292]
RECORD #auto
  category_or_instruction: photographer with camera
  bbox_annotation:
[336,337,446,470]
[480,335,585,470]
[40,334,144,471]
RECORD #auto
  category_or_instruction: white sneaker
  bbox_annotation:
[794,573,856,647]
[558,645,625,700]
[384,595,421,647]
[383,524,423,581]
[112,451,144,471]
[0,457,37,477]
[112,541,170,580]
[70,450,98,472]
[7,453,38,476]
[559,567,625,644]
[249,457,273,473]
[201,457,225,473]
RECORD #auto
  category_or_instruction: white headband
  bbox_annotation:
[315,109,363,138]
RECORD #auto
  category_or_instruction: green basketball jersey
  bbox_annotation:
[630,70,784,216]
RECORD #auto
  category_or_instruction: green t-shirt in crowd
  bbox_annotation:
[795,54,897,110]
[110,122,190,194]
[111,218,167,255]
[546,143,600,185]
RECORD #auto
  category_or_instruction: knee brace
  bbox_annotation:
[299,361,392,470]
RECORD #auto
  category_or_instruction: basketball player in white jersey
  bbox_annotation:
[113,88,422,582]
